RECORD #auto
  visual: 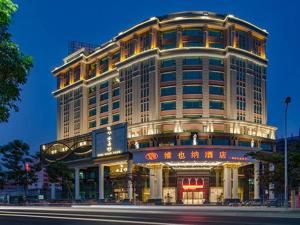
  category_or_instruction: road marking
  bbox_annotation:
[0,212,188,225]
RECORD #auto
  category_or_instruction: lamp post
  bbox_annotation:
[284,96,291,208]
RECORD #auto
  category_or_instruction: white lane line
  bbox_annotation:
[0,212,187,225]
[0,210,147,220]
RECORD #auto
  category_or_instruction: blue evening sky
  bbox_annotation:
[1,0,299,152]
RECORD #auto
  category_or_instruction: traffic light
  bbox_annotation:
[25,163,30,172]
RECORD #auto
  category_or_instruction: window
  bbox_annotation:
[209,71,224,81]
[100,81,109,89]
[74,66,81,82]
[235,30,249,50]
[89,108,96,117]
[88,97,96,105]
[209,58,224,66]
[182,29,203,47]
[112,88,120,97]
[87,63,96,79]
[162,30,177,49]
[183,100,202,109]
[112,114,120,122]
[183,57,202,65]
[183,71,202,80]
[112,101,120,109]
[100,104,108,113]
[209,86,224,95]
[100,117,108,125]
[161,101,176,111]
[208,30,224,48]
[161,86,176,96]
[100,92,109,101]
[99,57,109,73]
[212,138,230,145]
[89,86,96,94]
[209,101,224,110]
[161,59,176,68]
[89,120,96,128]
[183,85,202,94]
[140,31,151,51]
[161,72,176,82]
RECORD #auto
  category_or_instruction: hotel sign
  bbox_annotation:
[133,148,254,163]
[92,123,127,157]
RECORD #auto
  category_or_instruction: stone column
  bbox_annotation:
[223,165,232,200]
[75,168,80,200]
[157,166,163,200]
[50,183,56,200]
[149,167,156,199]
[127,160,133,202]
[232,166,239,200]
[254,162,260,201]
[98,164,104,201]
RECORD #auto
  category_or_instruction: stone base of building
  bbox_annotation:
[98,199,105,203]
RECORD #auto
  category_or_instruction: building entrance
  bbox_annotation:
[182,191,204,205]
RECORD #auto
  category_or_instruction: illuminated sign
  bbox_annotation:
[133,148,254,163]
[92,123,127,158]
[182,178,204,190]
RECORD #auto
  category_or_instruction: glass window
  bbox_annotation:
[239,141,251,147]
[99,57,109,73]
[209,58,224,66]
[112,114,120,122]
[161,59,176,68]
[161,72,176,82]
[162,30,177,49]
[100,92,109,101]
[89,120,96,128]
[161,101,176,111]
[74,66,81,82]
[183,100,202,109]
[112,88,120,97]
[89,108,96,117]
[183,85,202,94]
[209,71,224,81]
[89,86,96,94]
[182,71,202,80]
[209,86,224,95]
[100,117,108,125]
[112,101,120,109]
[182,29,203,47]
[100,104,108,113]
[88,97,96,105]
[212,138,230,145]
[209,101,224,110]
[208,30,224,37]
[161,86,176,96]
[100,81,109,89]
[183,57,202,65]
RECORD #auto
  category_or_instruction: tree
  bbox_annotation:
[45,160,74,200]
[0,140,40,200]
[0,0,33,122]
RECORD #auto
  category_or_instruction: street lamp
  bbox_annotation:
[284,96,291,208]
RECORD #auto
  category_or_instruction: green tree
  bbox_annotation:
[45,161,74,200]
[0,140,40,200]
[0,0,33,122]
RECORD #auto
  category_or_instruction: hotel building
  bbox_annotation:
[41,11,277,204]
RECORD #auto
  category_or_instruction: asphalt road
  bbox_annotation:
[0,206,299,225]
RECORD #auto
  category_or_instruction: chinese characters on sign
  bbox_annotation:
[141,149,252,163]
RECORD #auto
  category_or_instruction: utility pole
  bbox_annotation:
[284,96,291,208]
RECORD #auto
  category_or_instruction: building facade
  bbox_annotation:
[41,11,277,204]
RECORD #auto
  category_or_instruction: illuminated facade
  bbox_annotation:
[41,11,277,204]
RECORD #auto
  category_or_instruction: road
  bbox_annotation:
[0,206,299,225]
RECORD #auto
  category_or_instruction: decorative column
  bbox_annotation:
[223,165,232,201]
[232,166,239,200]
[176,26,182,48]
[75,168,80,200]
[254,162,260,201]
[149,165,163,203]
[157,166,163,200]
[127,159,133,202]
[50,183,56,200]
[98,164,104,201]
[149,167,156,200]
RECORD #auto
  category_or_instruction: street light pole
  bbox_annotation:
[284,96,291,208]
